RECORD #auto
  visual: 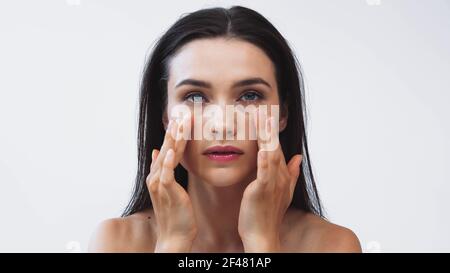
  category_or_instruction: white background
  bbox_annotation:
[0,0,449,252]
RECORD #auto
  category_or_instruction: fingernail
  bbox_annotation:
[151,149,156,160]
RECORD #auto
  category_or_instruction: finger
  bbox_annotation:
[278,158,291,184]
[161,119,178,157]
[173,114,190,164]
[147,150,163,213]
[269,117,294,191]
[154,119,177,170]
[160,148,175,186]
[268,116,282,153]
[150,149,160,172]
[255,116,281,188]
[267,116,289,175]
[276,154,291,187]
[152,149,157,161]
[287,154,302,191]
[250,111,258,142]
[148,181,161,219]
[159,148,180,203]
[272,116,286,163]
[147,168,161,205]
[255,109,268,150]
[256,149,269,185]
[266,116,287,173]
[156,148,174,207]
[287,154,302,178]
[148,149,160,189]
[147,172,159,197]
[265,117,283,186]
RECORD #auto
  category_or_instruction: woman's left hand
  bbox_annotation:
[238,116,302,252]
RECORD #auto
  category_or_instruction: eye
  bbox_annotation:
[184,92,207,103]
[239,91,263,102]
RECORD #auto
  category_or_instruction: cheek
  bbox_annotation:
[179,140,200,171]
[247,141,259,162]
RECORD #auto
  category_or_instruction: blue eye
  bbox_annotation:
[239,91,262,102]
[184,93,206,103]
[184,91,263,103]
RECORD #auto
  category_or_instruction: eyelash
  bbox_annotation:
[183,91,264,103]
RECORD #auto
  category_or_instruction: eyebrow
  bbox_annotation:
[175,77,272,89]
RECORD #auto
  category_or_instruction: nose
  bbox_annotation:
[206,104,237,140]
[211,120,235,139]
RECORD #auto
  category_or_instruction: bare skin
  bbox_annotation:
[88,38,362,253]
[88,116,361,253]
[89,208,361,252]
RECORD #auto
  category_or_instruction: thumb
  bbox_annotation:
[287,154,302,180]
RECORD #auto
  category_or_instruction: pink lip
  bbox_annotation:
[205,153,242,162]
[203,145,244,162]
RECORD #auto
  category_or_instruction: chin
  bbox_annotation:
[203,170,246,187]
[185,167,248,187]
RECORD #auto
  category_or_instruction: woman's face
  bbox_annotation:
[165,37,286,187]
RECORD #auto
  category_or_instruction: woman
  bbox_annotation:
[89,6,361,253]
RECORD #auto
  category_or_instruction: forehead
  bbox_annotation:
[167,38,276,88]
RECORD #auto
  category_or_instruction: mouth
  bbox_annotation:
[202,145,244,162]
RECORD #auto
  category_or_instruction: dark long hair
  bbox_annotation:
[121,6,324,218]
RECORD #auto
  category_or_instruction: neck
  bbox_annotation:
[187,171,254,252]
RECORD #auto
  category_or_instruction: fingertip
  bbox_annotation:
[286,154,300,175]
[293,154,302,176]
[152,149,160,161]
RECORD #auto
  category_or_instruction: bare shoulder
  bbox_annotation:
[88,209,156,252]
[282,209,362,253]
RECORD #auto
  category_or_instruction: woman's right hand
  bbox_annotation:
[147,116,197,252]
